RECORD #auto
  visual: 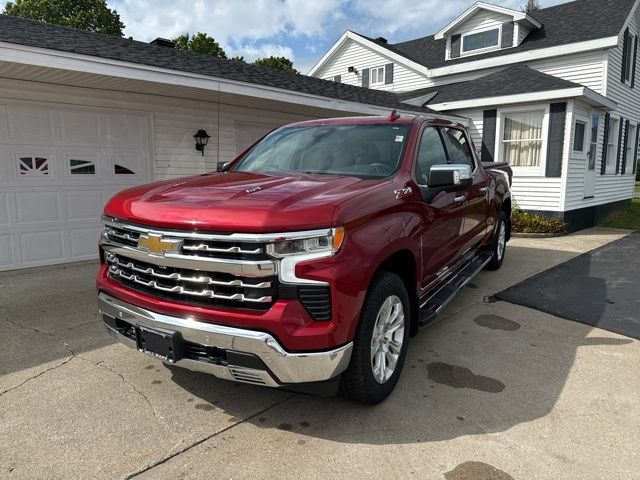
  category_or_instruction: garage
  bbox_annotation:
[0,101,150,270]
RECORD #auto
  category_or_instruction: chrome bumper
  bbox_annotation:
[98,292,352,387]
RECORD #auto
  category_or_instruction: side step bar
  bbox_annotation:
[418,251,492,326]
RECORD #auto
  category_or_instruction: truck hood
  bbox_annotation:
[104,171,383,232]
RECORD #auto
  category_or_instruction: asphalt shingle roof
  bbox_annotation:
[398,65,581,105]
[0,14,435,114]
[363,0,636,69]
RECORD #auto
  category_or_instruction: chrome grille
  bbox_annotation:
[102,218,277,310]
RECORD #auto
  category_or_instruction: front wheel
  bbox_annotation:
[340,272,410,404]
[485,210,507,271]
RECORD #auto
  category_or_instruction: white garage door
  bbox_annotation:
[0,101,151,271]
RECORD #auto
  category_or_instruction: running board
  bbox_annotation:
[418,251,492,326]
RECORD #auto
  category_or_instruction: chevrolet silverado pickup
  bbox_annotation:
[97,112,512,404]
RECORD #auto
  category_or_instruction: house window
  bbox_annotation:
[625,123,636,174]
[573,121,586,152]
[462,28,500,53]
[370,66,385,86]
[501,110,545,167]
[606,117,619,174]
[623,34,635,83]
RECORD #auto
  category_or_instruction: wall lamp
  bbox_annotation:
[194,129,210,156]
[348,66,358,75]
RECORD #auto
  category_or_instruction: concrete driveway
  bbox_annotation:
[1,228,638,480]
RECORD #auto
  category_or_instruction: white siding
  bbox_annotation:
[517,24,532,45]
[562,7,640,210]
[446,11,512,60]
[530,51,607,94]
[0,78,359,183]
[313,39,427,92]
[454,105,565,211]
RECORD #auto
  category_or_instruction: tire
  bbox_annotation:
[340,271,411,404]
[485,210,507,271]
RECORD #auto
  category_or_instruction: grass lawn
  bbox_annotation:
[601,198,640,230]
[636,181,640,193]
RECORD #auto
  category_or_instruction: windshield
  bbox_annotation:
[232,124,412,179]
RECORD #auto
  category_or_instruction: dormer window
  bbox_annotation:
[462,27,500,54]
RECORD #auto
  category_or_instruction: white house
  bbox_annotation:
[310,0,640,231]
[0,14,450,271]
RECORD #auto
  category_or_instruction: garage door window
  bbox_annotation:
[69,159,95,175]
[114,164,135,175]
[19,156,49,175]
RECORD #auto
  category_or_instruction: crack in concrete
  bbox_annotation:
[0,356,75,397]
[123,394,295,479]
[76,355,174,437]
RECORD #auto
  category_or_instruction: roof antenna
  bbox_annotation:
[388,109,401,121]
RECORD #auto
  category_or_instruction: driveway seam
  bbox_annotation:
[123,394,295,479]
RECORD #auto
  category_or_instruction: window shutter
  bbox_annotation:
[481,109,497,163]
[361,68,369,87]
[621,28,630,83]
[451,34,461,58]
[616,118,625,174]
[384,63,394,84]
[545,102,566,177]
[333,75,341,83]
[601,113,610,174]
[501,22,514,48]
[634,124,640,174]
[621,119,630,173]
[632,36,638,88]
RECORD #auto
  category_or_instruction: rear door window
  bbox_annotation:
[442,127,475,170]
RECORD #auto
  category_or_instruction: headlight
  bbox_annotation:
[267,227,345,258]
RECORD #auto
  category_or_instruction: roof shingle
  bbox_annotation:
[0,14,435,114]
[363,0,636,69]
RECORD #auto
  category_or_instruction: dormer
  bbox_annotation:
[435,2,541,60]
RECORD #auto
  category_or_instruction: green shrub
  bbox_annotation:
[511,209,566,234]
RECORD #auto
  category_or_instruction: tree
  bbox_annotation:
[3,0,124,36]
[522,0,541,13]
[173,32,227,58]
[253,56,298,73]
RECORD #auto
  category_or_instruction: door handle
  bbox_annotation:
[479,187,489,193]
[454,195,466,204]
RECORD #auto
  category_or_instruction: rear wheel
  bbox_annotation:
[486,210,507,270]
[340,272,410,404]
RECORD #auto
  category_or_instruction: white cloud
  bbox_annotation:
[233,43,295,62]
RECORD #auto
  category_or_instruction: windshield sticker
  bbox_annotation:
[395,135,404,142]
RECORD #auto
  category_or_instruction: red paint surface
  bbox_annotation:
[98,115,511,352]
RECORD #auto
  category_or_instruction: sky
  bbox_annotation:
[0,0,568,73]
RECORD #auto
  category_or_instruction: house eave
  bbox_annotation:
[427,87,617,111]
[428,36,620,78]
[0,40,427,117]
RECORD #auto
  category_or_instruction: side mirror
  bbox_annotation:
[427,164,473,190]
[217,162,230,172]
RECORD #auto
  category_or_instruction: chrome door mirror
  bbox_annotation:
[427,164,473,189]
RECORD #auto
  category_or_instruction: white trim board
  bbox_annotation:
[430,36,620,77]
[307,31,432,78]
[0,41,415,118]
[434,2,541,40]
[428,87,617,111]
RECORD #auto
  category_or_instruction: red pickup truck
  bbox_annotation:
[97,113,512,404]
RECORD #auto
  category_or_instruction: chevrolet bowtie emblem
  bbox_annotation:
[137,234,182,256]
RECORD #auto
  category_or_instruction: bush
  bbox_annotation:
[511,209,566,234]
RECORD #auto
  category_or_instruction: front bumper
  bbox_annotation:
[98,292,353,387]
